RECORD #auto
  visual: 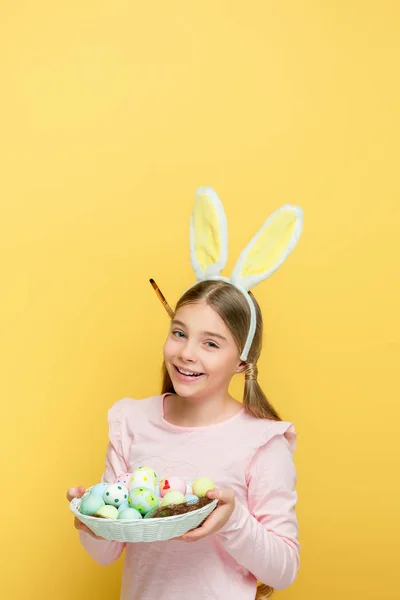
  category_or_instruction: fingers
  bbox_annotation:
[180,489,235,542]
[207,488,235,503]
[67,486,86,502]
[74,518,105,540]
[181,520,214,542]
[74,517,83,530]
[181,507,227,542]
[75,521,90,535]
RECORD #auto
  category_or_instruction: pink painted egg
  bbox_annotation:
[159,476,187,497]
[115,473,131,487]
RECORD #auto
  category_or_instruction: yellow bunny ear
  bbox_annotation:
[190,187,228,280]
[231,205,303,291]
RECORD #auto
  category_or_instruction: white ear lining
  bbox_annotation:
[189,187,229,280]
[231,205,304,291]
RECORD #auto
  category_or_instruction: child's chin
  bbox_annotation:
[173,380,207,398]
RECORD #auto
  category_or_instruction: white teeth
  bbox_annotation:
[177,367,202,377]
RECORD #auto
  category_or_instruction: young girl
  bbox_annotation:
[68,189,303,600]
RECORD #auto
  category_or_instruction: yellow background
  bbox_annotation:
[1,1,399,599]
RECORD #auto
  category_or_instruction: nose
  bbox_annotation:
[179,340,197,363]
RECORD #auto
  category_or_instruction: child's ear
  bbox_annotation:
[235,361,247,373]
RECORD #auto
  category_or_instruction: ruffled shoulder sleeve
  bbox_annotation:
[258,419,296,452]
[243,417,296,472]
[103,398,136,483]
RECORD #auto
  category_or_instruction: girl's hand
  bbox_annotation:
[179,488,235,542]
[67,486,86,502]
[67,486,106,540]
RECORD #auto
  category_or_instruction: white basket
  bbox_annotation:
[70,497,218,542]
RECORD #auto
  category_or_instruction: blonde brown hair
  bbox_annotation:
[161,280,281,598]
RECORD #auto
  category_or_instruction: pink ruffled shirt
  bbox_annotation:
[79,395,300,600]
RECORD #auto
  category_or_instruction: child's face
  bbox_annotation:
[163,300,243,401]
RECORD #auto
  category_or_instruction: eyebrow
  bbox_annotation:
[171,320,228,342]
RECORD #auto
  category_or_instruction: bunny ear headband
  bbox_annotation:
[151,187,304,361]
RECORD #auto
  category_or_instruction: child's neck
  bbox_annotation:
[164,392,242,427]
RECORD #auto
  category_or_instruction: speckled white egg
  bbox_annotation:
[129,469,156,493]
[118,507,142,520]
[128,487,159,516]
[80,495,105,515]
[136,465,158,480]
[102,483,129,507]
[90,482,109,497]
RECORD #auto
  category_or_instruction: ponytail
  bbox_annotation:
[243,363,280,421]
[255,583,274,599]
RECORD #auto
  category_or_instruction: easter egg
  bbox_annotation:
[81,490,92,502]
[115,472,131,488]
[103,483,129,507]
[129,469,156,493]
[128,487,159,516]
[118,500,129,512]
[159,476,187,497]
[160,491,186,507]
[90,482,109,497]
[136,465,158,480]
[96,505,119,519]
[185,493,199,504]
[118,507,142,520]
[192,477,215,498]
[80,495,105,515]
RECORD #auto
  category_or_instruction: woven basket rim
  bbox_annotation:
[71,496,218,524]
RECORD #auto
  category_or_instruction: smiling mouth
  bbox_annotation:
[174,365,205,378]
